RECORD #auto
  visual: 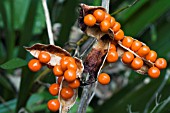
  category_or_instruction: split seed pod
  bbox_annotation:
[25,43,84,111]
[82,35,110,85]
[25,43,84,78]
[58,80,78,113]
[117,39,154,74]
[79,3,114,40]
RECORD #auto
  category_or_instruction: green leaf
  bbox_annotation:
[26,91,54,112]
[93,0,101,6]
[0,99,16,113]
[0,58,27,69]
[18,0,39,59]
[0,75,14,93]
[0,0,15,60]
[14,0,30,30]
[122,0,170,36]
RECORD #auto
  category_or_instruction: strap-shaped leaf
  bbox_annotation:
[0,58,27,69]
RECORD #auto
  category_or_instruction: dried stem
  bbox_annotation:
[144,69,170,113]
[77,1,110,113]
[42,0,54,45]
[110,0,139,16]
[102,0,110,13]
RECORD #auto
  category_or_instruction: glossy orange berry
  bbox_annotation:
[57,76,63,84]
[155,58,167,69]
[109,43,116,51]
[106,50,118,63]
[104,13,111,22]
[53,65,63,77]
[122,52,134,64]
[67,62,77,71]
[93,9,105,22]
[148,67,160,78]
[60,87,74,100]
[47,99,60,112]
[66,57,76,63]
[28,59,42,72]
[112,22,121,32]
[64,69,76,82]
[38,51,51,63]
[68,79,80,89]
[84,14,96,26]
[100,20,111,32]
[98,73,110,85]
[49,83,60,96]
[131,40,142,52]
[114,29,124,40]
[60,57,76,71]
[137,45,150,57]
[146,50,157,62]
[60,56,69,71]
[131,57,143,70]
[122,36,133,48]
[60,57,68,70]
[110,17,116,28]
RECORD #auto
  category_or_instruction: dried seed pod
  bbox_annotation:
[25,43,84,112]
[25,43,84,78]
[58,80,78,113]
[117,39,154,74]
[79,3,114,40]
[82,35,110,85]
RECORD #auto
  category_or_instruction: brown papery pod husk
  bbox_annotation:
[117,39,154,75]
[58,80,78,113]
[25,43,84,78]
[79,3,114,40]
[82,35,110,84]
[25,43,84,112]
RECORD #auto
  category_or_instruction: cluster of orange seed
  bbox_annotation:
[121,37,167,78]
[28,52,81,112]
[84,9,124,40]
[48,56,81,112]
[83,8,167,79]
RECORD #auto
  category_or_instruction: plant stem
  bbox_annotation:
[42,0,54,45]
[77,1,110,113]
[76,35,89,46]
[110,0,139,16]
[102,0,110,13]
[144,69,170,113]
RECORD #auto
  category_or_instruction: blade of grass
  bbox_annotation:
[123,0,170,36]
[18,0,39,59]
[0,74,14,93]
[16,0,39,112]
[16,66,40,112]
[110,0,139,15]
[0,0,15,61]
